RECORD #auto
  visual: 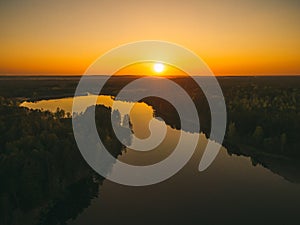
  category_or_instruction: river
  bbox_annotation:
[20,95,300,225]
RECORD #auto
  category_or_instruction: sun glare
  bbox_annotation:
[153,63,165,73]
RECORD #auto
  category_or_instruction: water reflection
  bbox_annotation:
[21,95,154,140]
[21,95,300,184]
[16,95,300,225]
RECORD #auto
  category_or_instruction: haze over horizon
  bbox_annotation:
[1,0,300,76]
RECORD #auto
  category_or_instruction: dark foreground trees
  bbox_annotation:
[0,98,131,225]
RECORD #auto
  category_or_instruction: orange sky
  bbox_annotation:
[1,0,300,76]
[114,62,187,76]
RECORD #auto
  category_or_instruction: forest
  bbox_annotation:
[0,76,300,224]
[0,96,130,225]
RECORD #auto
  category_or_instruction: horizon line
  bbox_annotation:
[1,74,300,77]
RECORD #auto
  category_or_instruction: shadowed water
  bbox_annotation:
[18,95,300,225]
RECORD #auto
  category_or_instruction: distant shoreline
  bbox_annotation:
[1,74,300,79]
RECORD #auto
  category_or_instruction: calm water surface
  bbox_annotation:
[21,95,300,225]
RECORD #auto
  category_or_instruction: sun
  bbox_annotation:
[153,63,165,73]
